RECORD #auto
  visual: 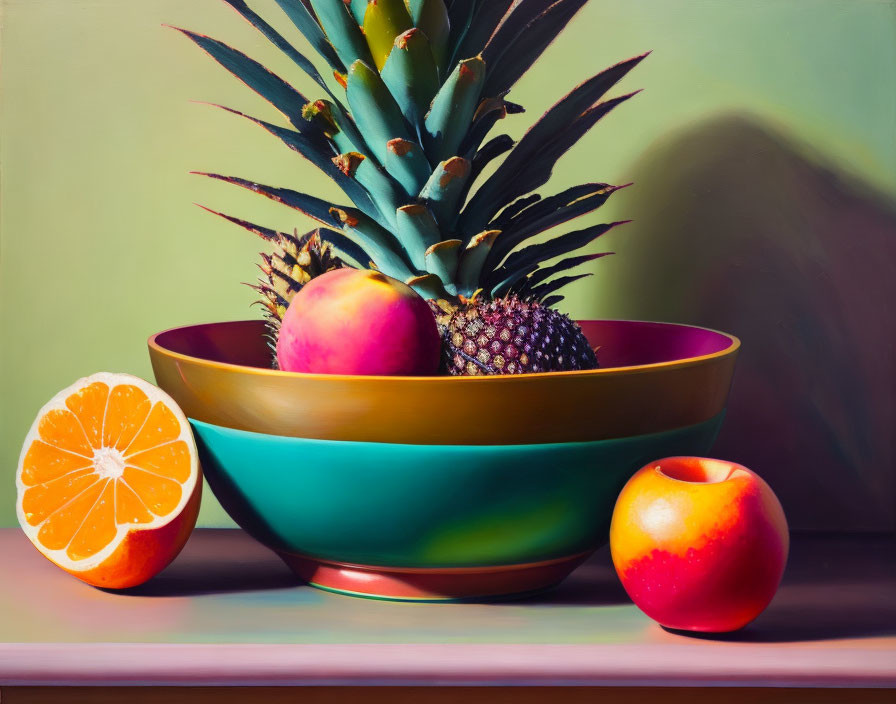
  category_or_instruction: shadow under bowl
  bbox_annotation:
[149,319,739,445]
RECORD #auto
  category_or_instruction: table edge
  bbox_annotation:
[2,643,894,688]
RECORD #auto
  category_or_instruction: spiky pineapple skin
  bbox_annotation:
[441,296,598,376]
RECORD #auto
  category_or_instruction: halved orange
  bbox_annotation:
[16,372,202,589]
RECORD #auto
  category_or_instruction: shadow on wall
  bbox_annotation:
[602,115,896,532]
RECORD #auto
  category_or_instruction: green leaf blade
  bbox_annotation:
[486,221,627,289]
[206,103,384,227]
[348,0,368,24]
[423,56,486,163]
[381,29,440,127]
[196,204,372,268]
[220,0,341,106]
[273,0,346,73]
[384,139,433,196]
[363,0,414,71]
[482,0,589,97]
[418,157,472,230]
[526,272,593,302]
[460,75,642,235]
[309,0,375,71]
[194,172,341,223]
[451,0,513,67]
[330,206,417,280]
[424,239,463,295]
[493,252,611,298]
[396,204,442,270]
[487,183,626,266]
[408,0,451,74]
[346,60,418,166]
[333,152,408,230]
[173,27,309,131]
[456,229,500,296]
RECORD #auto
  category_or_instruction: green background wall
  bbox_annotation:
[2,1,894,529]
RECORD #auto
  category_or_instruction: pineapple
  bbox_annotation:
[178,0,645,374]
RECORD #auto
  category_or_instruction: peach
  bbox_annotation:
[610,457,788,632]
[276,268,441,376]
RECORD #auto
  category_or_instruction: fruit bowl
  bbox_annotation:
[148,319,738,600]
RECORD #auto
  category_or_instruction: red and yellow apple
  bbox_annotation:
[276,268,441,376]
[610,457,788,632]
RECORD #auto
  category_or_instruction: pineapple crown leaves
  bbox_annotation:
[176,0,647,305]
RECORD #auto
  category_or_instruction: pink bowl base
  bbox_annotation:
[277,551,593,602]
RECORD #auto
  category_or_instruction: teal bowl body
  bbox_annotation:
[192,413,724,571]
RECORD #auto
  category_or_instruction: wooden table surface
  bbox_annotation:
[1,528,894,700]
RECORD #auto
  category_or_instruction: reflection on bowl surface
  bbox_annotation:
[149,320,738,445]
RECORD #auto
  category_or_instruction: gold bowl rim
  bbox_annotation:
[148,319,740,382]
